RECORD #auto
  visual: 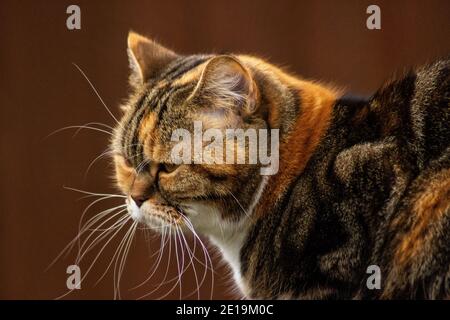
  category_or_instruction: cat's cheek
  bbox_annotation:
[159,174,202,199]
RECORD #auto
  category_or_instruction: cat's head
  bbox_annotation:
[111,32,274,235]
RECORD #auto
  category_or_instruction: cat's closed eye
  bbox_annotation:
[114,153,133,168]
[124,157,133,168]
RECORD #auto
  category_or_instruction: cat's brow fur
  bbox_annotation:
[113,32,450,299]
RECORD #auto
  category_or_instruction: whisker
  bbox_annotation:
[46,125,113,139]
[113,220,137,299]
[73,203,127,255]
[229,191,251,219]
[74,193,127,255]
[47,204,126,271]
[130,227,169,290]
[63,186,126,198]
[55,214,131,300]
[79,215,131,276]
[84,148,115,178]
[181,216,215,300]
[154,227,185,300]
[157,227,189,300]
[72,63,120,125]
[117,221,138,298]
[147,218,213,299]
[175,228,185,299]
[76,211,129,264]
[177,225,201,300]
[136,159,150,175]
[73,122,114,136]
[138,226,174,300]
[95,219,135,286]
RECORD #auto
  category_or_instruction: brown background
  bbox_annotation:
[0,0,449,299]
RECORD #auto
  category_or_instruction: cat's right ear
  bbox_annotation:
[127,31,178,86]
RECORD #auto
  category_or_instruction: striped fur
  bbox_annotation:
[112,32,450,299]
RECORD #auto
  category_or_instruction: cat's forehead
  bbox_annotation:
[157,55,212,83]
[115,56,213,163]
[129,55,213,117]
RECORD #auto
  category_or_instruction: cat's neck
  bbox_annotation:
[247,58,340,217]
[186,175,270,297]
[208,217,252,296]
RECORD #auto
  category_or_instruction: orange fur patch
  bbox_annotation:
[394,168,450,267]
[255,80,337,217]
[140,112,159,161]
[139,112,157,143]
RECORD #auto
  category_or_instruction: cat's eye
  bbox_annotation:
[115,153,133,168]
[160,163,180,174]
[124,157,133,168]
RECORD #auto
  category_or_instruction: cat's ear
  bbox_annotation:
[189,55,258,115]
[127,31,178,85]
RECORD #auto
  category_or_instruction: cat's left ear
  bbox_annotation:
[189,55,258,115]
[127,31,178,85]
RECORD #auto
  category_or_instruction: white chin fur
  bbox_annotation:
[180,201,251,296]
[126,197,141,221]
[126,197,172,231]
[126,196,256,297]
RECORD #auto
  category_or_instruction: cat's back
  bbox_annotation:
[365,58,450,298]
[370,58,449,167]
[301,57,450,299]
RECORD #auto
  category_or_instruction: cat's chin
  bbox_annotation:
[126,197,184,232]
[125,196,227,237]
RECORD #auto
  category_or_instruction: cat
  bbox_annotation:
[111,31,450,299]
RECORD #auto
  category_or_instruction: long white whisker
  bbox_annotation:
[55,215,131,300]
[152,222,210,299]
[80,215,131,277]
[117,221,138,298]
[74,204,126,255]
[76,211,129,264]
[73,122,114,136]
[63,186,126,198]
[176,227,184,299]
[84,148,115,178]
[229,191,251,219]
[72,63,120,124]
[74,200,127,255]
[182,216,215,300]
[47,125,113,138]
[131,227,168,290]
[113,220,137,299]
[136,159,150,175]
[47,204,126,271]
[177,225,201,300]
[95,220,135,286]
[138,226,173,300]
[156,227,183,300]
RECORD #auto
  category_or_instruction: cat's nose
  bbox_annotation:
[131,195,146,208]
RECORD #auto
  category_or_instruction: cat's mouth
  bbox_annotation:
[126,197,185,229]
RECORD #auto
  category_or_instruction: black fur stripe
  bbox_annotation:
[124,55,212,165]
